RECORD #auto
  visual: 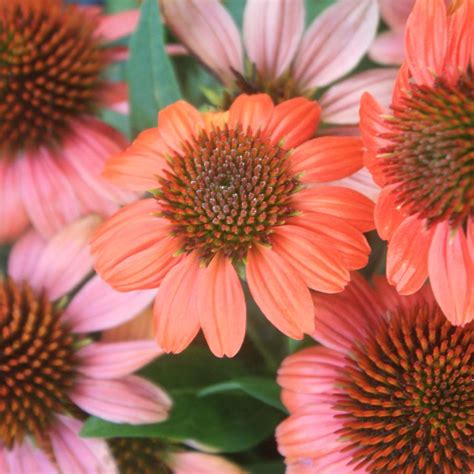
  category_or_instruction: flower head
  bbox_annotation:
[0,217,170,472]
[0,0,138,242]
[92,94,375,357]
[360,0,474,325]
[277,274,473,473]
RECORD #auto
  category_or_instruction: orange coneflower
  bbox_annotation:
[91,94,374,357]
[360,0,474,325]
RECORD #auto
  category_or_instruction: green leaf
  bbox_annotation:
[223,0,245,29]
[81,392,284,453]
[247,461,286,474]
[305,0,337,25]
[127,0,181,135]
[199,376,286,413]
[105,0,138,14]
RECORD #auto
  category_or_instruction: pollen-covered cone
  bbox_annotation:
[360,0,474,325]
[276,274,473,473]
[0,0,139,242]
[92,93,374,358]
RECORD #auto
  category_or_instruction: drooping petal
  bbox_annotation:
[70,375,171,424]
[290,137,363,183]
[405,0,448,86]
[428,223,474,325]
[293,187,375,232]
[265,98,321,149]
[101,307,154,343]
[292,0,379,90]
[0,162,29,243]
[63,275,155,333]
[320,68,398,124]
[325,167,380,201]
[91,199,180,291]
[243,0,304,79]
[369,30,405,65]
[50,415,117,474]
[374,185,406,240]
[228,94,274,133]
[161,0,243,86]
[4,439,57,474]
[379,0,414,29]
[96,9,139,41]
[271,225,350,293]
[246,244,314,338]
[166,452,246,474]
[29,216,100,300]
[77,341,161,379]
[8,231,46,284]
[387,215,435,294]
[153,254,201,353]
[197,254,246,358]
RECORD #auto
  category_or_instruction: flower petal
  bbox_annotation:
[387,215,435,294]
[369,30,405,65]
[8,231,46,284]
[292,0,379,90]
[379,0,414,29]
[374,184,406,240]
[96,9,139,42]
[405,0,448,86]
[4,439,57,474]
[153,255,201,353]
[243,0,304,79]
[167,452,245,474]
[197,254,246,358]
[324,167,380,201]
[161,0,243,86]
[70,375,171,424]
[265,98,321,149]
[428,223,474,325]
[246,244,314,338]
[228,94,274,133]
[320,68,398,124]
[290,137,363,183]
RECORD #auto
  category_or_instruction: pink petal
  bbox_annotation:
[0,162,29,243]
[197,254,246,358]
[324,168,380,201]
[30,216,100,300]
[153,255,201,353]
[96,9,139,42]
[405,0,448,86]
[4,439,57,474]
[161,0,243,86]
[387,216,435,294]
[64,275,155,333]
[50,415,117,474]
[320,68,398,124]
[369,30,405,65]
[379,0,414,29]
[167,452,245,474]
[77,341,161,379]
[428,223,474,325]
[243,0,304,79]
[271,225,350,293]
[8,231,46,284]
[70,375,172,424]
[246,244,314,339]
[228,94,274,133]
[292,0,379,90]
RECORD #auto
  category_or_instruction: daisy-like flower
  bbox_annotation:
[0,0,138,242]
[276,274,473,473]
[369,0,415,65]
[91,93,375,357]
[360,0,474,325]
[0,217,172,473]
[161,0,396,126]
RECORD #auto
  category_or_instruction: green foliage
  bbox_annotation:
[105,0,138,14]
[127,0,181,135]
[305,0,338,25]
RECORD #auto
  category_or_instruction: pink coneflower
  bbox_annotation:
[0,0,138,243]
[0,216,171,472]
[276,274,473,473]
[91,93,375,357]
[161,0,396,125]
[360,0,474,325]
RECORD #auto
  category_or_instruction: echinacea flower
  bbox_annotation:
[360,0,474,325]
[91,93,375,357]
[161,0,396,125]
[369,0,415,65]
[0,216,171,473]
[276,274,473,473]
[0,0,138,242]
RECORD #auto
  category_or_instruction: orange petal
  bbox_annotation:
[293,186,375,233]
[374,184,406,240]
[290,136,363,183]
[246,244,314,338]
[153,254,201,353]
[228,94,274,133]
[197,254,246,357]
[265,98,320,149]
[428,223,474,325]
[272,225,350,293]
[386,215,435,294]
[405,0,448,86]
